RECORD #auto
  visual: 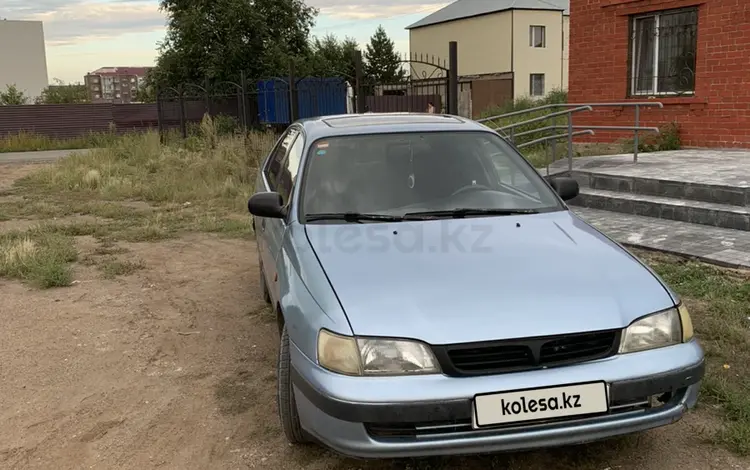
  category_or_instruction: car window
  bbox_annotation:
[300,131,562,218]
[478,138,540,197]
[275,132,304,204]
[265,127,299,194]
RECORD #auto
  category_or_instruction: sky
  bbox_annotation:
[3,0,449,84]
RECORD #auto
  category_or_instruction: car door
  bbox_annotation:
[258,127,296,299]
[260,126,304,304]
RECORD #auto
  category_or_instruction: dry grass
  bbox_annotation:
[632,249,750,455]
[99,257,146,279]
[0,115,277,287]
[11,117,276,230]
[0,225,77,287]
[0,130,118,153]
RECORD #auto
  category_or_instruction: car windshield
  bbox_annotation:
[300,131,563,220]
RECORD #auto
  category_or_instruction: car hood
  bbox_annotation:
[304,211,675,345]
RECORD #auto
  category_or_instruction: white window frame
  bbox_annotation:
[630,9,697,96]
[530,74,545,97]
[529,25,546,48]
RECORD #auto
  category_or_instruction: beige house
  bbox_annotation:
[0,20,49,101]
[406,0,569,115]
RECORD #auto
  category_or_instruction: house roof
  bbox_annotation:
[89,66,152,76]
[406,0,569,30]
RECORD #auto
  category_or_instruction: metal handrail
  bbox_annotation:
[514,124,660,139]
[517,129,597,177]
[516,130,595,149]
[491,106,593,133]
[480,101,664,170]
[479,102,664,123]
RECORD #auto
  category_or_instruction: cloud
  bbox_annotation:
[3,0,71,16]
[7,0,166,46]
[4,0,446,47]
[308,1,448,20]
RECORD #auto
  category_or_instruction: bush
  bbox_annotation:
[622,121,681,153]
[213,114,240,136]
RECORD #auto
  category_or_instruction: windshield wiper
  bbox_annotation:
[404,208,540,219]
[305,212,405,223]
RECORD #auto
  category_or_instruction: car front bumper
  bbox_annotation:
[290,339,704,459]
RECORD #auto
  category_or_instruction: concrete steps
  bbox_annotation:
[567,171,750,232]
[569,171,750,207]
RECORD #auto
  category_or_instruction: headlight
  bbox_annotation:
[619,308,682,354]
[317,329,440,376]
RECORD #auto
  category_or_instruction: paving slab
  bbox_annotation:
[573,207,750,269]
[549,149,750,188]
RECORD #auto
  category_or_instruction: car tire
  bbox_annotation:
[277,325,308,444]
[259,256,271,305]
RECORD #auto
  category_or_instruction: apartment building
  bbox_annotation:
[0,20,49,100]
[84,67,152,104]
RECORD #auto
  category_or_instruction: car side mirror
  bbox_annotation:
[549,177,579,201]
[248,192,286,218]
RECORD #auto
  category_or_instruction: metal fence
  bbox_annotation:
[156,41,460,138]
[0,103,160,139]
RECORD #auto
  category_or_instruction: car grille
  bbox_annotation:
[433,330,620,377]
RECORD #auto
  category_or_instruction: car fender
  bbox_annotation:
[277,223,353,361]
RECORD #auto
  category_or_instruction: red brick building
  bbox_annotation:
[568,0,750,147]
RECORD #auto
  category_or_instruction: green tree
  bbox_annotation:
[363,25,405,83]
[152,0,318,87]
[36,78,89,104]
[307,34,359,78]
[0,84,29,105]
[134,82,157,103]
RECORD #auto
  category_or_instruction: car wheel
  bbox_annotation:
[259,256,271,305]
[277,324,308,444]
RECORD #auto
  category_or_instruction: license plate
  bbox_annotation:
[473,382,609,427]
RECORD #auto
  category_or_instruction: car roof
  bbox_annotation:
[295,113,494,141]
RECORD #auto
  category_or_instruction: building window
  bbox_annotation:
[629,7,698,96]
[529,26,546,48]
[530,74,545,96]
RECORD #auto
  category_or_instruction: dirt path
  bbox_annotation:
[1,234,749,470]
[0,163,48,191]
[0,149,87,165]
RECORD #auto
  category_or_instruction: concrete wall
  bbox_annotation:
[511,10,566,99]
[0,21,49,101]
[408,12,513,78]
